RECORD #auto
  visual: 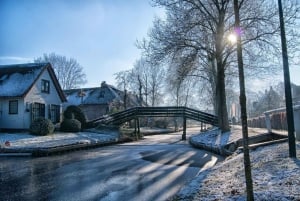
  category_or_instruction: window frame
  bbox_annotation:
[41,79,50,94]
[31,102,45,121]
[9,100,18,114]
[48,104,60,123]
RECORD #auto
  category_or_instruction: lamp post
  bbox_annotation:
[233,0,254,200]
[278,0,296,158]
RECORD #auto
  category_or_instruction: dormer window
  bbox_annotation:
[41,79,50,93]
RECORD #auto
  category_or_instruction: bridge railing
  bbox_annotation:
[93,106,218,127]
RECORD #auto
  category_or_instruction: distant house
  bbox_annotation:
[0,63,66,130]
[64,81,142,120]
[292,84,300,104]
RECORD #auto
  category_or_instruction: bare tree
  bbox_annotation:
[165,55,197,107]
[35,53,87,90]
[138,0,299,132]
[115,70,131,109]
[116,58,165,107]
[147,64,165,106]
[251,86,284,116]
[34,53,87,89]
[129,58,150,106]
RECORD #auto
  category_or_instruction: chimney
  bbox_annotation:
[101,81,106,87]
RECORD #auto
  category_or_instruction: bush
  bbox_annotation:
[30,117,54,136]
[63,105,86,128]
[154,118,169,129]
[60,119,81,132]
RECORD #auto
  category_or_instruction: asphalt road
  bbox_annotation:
[0,129,224,201]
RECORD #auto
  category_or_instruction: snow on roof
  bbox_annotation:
[0,63,48,97]
[64,85,120,105]
[64,82,142,107]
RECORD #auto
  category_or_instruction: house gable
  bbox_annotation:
[24,68,64,105]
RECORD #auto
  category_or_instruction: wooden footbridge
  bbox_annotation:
[92,106,218,140]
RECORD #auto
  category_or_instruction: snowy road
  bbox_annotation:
[0,130,224,201]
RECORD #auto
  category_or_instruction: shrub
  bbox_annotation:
[63,105,86,128]
[154,117,169,129]
[60,119,81,132]
[30,117,54,136]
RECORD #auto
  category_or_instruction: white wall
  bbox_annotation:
[0,98,25,129]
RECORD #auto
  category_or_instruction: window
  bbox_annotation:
[31,102,45,120]
[41,79,50,93]
[48,104,60,123]
[9,100,18,114]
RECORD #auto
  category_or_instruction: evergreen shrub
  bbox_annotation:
[60,119,81,132]
[29,117,55,136]
[63,105,86,128]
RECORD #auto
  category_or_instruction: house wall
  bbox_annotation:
[79,104,109,121]
[0,98,26,129]
[0,69,63,130]
[23,69,63,128]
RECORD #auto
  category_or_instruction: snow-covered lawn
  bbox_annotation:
[0,131,119,150]
[174,127,300,201]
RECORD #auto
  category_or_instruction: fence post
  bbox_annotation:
[137,117,141,139]
[182,117,186,140]
[134,118,138,140]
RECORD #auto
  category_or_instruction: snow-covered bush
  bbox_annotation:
[60,119,81,132]
[29,117,55,136]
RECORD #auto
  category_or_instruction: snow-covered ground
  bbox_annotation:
[174,127,300,201]
[0,131,119,150]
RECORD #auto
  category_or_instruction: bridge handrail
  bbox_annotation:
[92,106,218,126]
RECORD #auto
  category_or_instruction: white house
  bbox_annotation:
[0,63,66,130]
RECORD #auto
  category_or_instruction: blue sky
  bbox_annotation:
[0,0,299,89]
[0,0,164,87]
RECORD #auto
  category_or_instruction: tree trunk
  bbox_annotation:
[216,63,230,132]
[124,89,127,110]
[215,9,230,132]
[138,75,143,106]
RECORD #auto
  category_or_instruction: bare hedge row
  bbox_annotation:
[247,112,288,130]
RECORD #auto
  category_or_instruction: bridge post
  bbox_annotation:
[137,118,141,139]
[182,117,186,140]
[134,118,138,140]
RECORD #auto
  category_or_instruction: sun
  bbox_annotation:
[228,33,237,44]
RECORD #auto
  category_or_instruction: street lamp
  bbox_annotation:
[278,0,296,158]
[233,0,254,200]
